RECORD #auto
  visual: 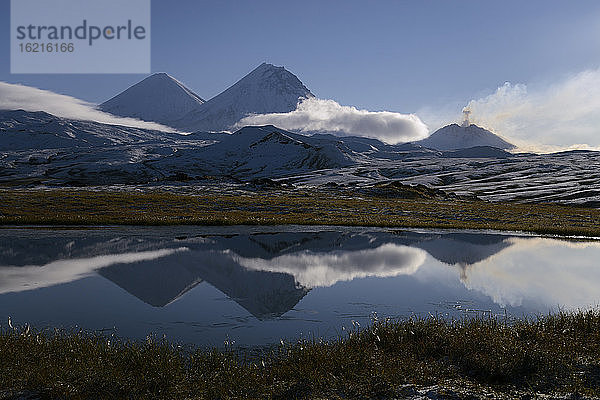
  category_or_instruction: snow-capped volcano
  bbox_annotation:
[165,63,313,132]
[414,123,515,151]
[99,72,205,128]
[99,63,313,133]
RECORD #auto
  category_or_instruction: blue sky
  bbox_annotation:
[2,0,599,108]
[1,0,600,147]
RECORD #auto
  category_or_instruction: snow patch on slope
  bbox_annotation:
[0,109,183,151]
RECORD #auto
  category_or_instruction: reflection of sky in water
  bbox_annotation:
[0,227,598,347]
[0,248,187,294]
[461,238,600,309]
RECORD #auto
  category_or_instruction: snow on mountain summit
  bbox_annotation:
[99,63,313,133]
[99,72,205,128]
[167,63,314,132]
[414,123,515,151]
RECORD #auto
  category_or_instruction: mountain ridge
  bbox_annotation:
[99,72,205,128]
[174,63,314,132]
[99,63,313,133]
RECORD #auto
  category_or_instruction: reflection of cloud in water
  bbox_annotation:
[0,248,187,294]
[233,243,427,288]
[462,237,600,309]
[3,230,599,316]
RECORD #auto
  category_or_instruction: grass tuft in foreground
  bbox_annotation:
[2,311,600,399]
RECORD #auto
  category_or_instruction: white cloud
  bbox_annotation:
[236,97,429,144]
[463,69,600,151]
[0,81,178,132]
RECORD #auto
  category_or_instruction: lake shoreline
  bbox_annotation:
[1,188,600,237]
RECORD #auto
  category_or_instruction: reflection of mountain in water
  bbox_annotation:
[0,229,515,318]
[187,252,309,319]
[99,249,309,319]
[99,259,203,307]
[0,234,171,266]
[407,232,512,280]
[412,233,511,265]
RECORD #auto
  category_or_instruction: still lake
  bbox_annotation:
[1,226,599,348]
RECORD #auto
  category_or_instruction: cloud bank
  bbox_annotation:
[463,69,600,151]
[236,97,428,144]
[0,81,177,132]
